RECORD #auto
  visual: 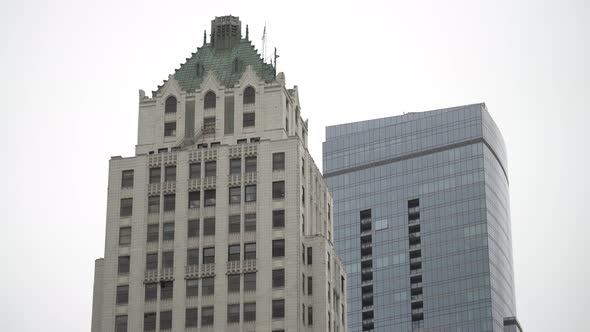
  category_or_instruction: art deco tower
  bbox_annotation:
[91,15,346,332]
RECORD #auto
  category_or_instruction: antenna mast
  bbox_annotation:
[261,23,267,62]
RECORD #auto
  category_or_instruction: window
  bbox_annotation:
[121,170,134,188]
[227,304,240,323]
[189,162,201,179]
[244,213,256,232]
[237,138,247,144]
[119,227,131,245]
[272,269,285,288]
[188,191,200,209]
[243,113,255,127]
[146,253,158,270]
[245,185,256,202]
[272,152,285,170]
[203,247,215,264]
[201,306,214,326]
[328,253,331,271]
[272,299,285,318]
[308,276,313,295]
[162,222,174,241]
[160,281,173,300]
[162,251,174,268]
[244,302,256,322]
[164,122,176,136]
[250,137,260,143]
[229,187,241,204]
[163,194,175,211]
[186,279,198,297]
[272,181,285,199]
[228,215,240,233]
[204,91,216,109]
[273,210,285,228]
[272,239,285,257]
[115,315,128,332]
[244,242,256,260]
[228,244,240,261]
[148,196,159,213]
[197,143,208,149]
[202,277,214,295]
[302,273,305,292]
[146,224,158,242]
[165,96,177,113]
[301,186,305,204]
[302,244,305,264]
[230,158,241,174]
[243,86,255,104]
[204,189,216,206]
[187,248,199,266]
[188,219,199,237]
[164,166,176,182]
[244,272,256,291]
[160,310,172,330]
[301,157,305,176]
[144,313,156,331]
[120,198,133,217]
[118,256,130,275]
[203,218,215,236]
[307,247,313,265]
[149,168,161,184]
[203,117,216,133]
[185,308,198,327]
[116,285,129,304]
[204,161,216,177]
[302,304,305,324]
[228,274,240,293]
[308,306,313,325]
[145,283,157,301]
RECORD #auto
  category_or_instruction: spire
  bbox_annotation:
[211,15,242,51]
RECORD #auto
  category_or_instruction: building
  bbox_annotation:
[323,104,522,331]
[91,15,346,332]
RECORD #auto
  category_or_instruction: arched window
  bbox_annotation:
[204,91,216,109]
[243,86,255,104]
[165,96,177,113]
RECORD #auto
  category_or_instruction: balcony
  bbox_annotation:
[200,263,215,277]
[161,181,176,194]
[226,259,257,275]
[160,267,174,280]
[202,176,216,189]
[188,178,201,191]
[243,172,257,185]
[185,265,199,279]
[144,269,158,282]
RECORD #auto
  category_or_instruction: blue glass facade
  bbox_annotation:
[323,104,517,332]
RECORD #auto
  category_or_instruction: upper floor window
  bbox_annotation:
[121,170,134,188]
[243,113,255,127]
[165,96,177,113]
[273,152,285,171]
[243,86,255,104]
[245,157,257,173]
[204,91,216,109]
[120,198,133,217]
[164,122,176,137]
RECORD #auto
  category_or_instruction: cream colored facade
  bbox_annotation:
[91,16,346,332]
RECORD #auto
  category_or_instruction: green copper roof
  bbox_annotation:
[170,39,276,92]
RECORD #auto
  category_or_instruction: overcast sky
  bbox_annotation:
[1,0,588,331]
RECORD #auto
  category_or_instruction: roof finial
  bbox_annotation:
[246,24,249,40]
[203,30,207,45]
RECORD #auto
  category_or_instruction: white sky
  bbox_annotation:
[1,0,588,331]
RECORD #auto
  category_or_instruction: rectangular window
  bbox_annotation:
[187,248,199,266]
[164,122,176,136]
[149,168,161,184]
[228,215,241,233]
[307,247,313,265]
[244,302,256,322]
[272,299,285,318]
[244,242,256,260]
[148,196,160,214]
[163,194,175,211]
[272,152,285,170]
[308,276,313,295]
[160,281,173,300]
[118,256,130,275]
[272,181,285,199]
[146,224,158,243]
[116,285,128,305]
[162,251,174,269]
[229,187,241,204]
[302,244,305,264]
[250,137,259,143]
[201,306,214,326]
[328,253,331,271]
[164,166,176,182]
[228,244,240,261]
[145,283,157,301]
[188,191,200,209]
[272,239,285,258]
[301,186,305,204]
[243,272,256,291]
[204,189,216,206]
[203,218,215,236]
[245,185,256,202]
[189,162,201,179]
[228,274,240,293]
[119,227,131,245]
[185,308,198,327]
[204,161,216,177]
[237,138,247,144]
[245,156,257,172]
[301,157,305,176]
[145,253,158,270]
[188,219,199,237]
[144,313,156,331]
[115,315,127,332]
[230,158,241,174]
[228,303,240,323]
[244,213,256,232]
[273,269,285,288]
[243,112,255,127]
[272,210,285,228]
[203,117,215,133]
[162,222,174,241]
[203,247,215,264]
[308,306,313,325]
[120,198,133,217]
[202,277,214,295]
[121,170,134,188]
[186,279,198,297]
[159,310,172,330]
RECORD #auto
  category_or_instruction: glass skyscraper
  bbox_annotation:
[323,104,521,332]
